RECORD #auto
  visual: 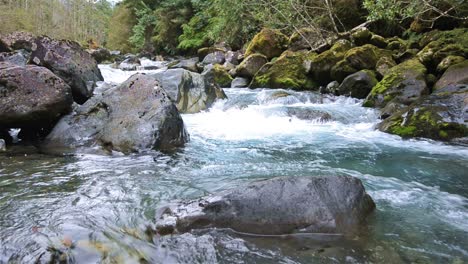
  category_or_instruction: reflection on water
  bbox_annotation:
[0,67,467,263]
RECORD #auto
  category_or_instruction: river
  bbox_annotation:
[0,65,467,263]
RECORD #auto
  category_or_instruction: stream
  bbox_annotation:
[0,65,467,263]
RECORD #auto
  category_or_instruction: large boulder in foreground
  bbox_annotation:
[250,50,317,90]
[41,74,188,154]
[0,62,73,138]
[155,175,375,235]
[150,69,226,113]
[378,84,468,141]
[30,36,103,104]
[363,59,429,111]
[245,28,289,60]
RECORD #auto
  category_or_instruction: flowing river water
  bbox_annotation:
[0,65,467,263]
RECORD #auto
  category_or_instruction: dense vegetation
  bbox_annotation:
[0,0,466,53]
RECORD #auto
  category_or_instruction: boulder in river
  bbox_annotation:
[245,28,289,60]
[231,77,249,88]
[378,84,468,141]
[0,62,73,139]
[234,53,268,78]
[41,74,188,154]
[202,51,225,65]
[150,69,227,113]
[338,70,378,99]
[202,64,233,88]
[30,36,104,104]
[168,57,200,72]
[309,40,353,85]
[155,175,375,235]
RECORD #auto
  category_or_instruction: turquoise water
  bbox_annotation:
[0,66,467,263]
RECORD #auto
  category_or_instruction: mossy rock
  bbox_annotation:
[364,59,428,110]
[330,60,358,83]
[417,28,468,69]
[376,57,397,77]
[197,47,225,61]
[203,64,233,87]
[309,39,353,85]
[369,34,388,48]
[436,56,465,73]
[250,50,318,90]
[338,70,378,99]
[245,28,289,60]
[386,38,407,51]
[289,27,326,51]
[351,27,372,46]
[378,84,468,141]
[344,44,393,70]
[434,60,468,90]
[235,53,268,78]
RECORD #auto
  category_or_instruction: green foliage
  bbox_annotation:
[107,4,137,53]
[129,3,157,50]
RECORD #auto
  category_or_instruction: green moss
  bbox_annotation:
[309,40,352,84]
[418,28,468,67]
[389,124,417,137]
[212,64,233,87]
[245,28,289,59]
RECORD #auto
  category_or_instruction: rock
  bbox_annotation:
[202,51,225,65]
[309,40,353,85]
[41,74,188,154]
[338,70,378,99]
[386,38,406,51]
[245,28,289,60]
[234,53,268,78]
[351,27,372,46]
[395,49,419,63]
[30,36,104,104]
[0,31,36,51]
[369,34,388,48]
[231,77,249,88]
[168,57,200,72]
[434,60,468,90]
[417,28,468,69]
[197,47,225,61]
[150,69,227,113]
[289,27,327,51]
[0,39,10,52]
[118,56,141,71]
[286,108,332,122]
[87,48,113,63]
[250,50,317,90]
[330,60,358,83]
[225,51,241,65]
[140,58,167,70]
[202,64,233,87]
[0,139,5,152]
[376,57,397,78]
[320,81,340,95]
[364,59,429,111]
[436,56,465,73]
[0,62,73,138]
[155,175,375,235]
[378,84,468,141]
[0,49,30,66]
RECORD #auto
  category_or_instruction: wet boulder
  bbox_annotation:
[338,70,378,99]
[202,64,233,88]
[250,50,317,90]
[150,69,227,113]
[41,74,188,154]
[286,108,332,122]
[434,60,468,90]
[0,62,73,139]
[30,36,104,104]
[378,84,468,141]
[118,55,140,71]
[155,175,375,235]
[231,77,249,88]
[245,28,289,60]
[234,53,268,78]
[364,59,429,111]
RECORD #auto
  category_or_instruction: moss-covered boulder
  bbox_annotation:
[245,28,289,60]
[376,57,397,77]
[234,53,268,78]
[351,27,372,46]
[250,50,318,90]
[309,39,353,85]
[338,70,378,99]
[378,84,468,141]
[369,34,388,48]
[202,64,233,87]
[434,60,468,90]
[436,56,465,73]
[330,60,358,83]
[364,59,429,110]
[417,28,468,69]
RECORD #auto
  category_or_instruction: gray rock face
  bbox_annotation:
[150,69,226,113]
[0,49,30,66]
[231,77,249,88]
[155,175,375,235]
[434,60,468,90]
[338,70,378,99]
[0,62,73,134]
[41,74,188,154]
[30,36,104,104]
[235,54,268,78]
[202,51,225,65]
[168,57,200,72]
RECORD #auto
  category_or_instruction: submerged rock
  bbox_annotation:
[378,84,468,141]
[41,74,188,154]
[30,36,103,104]
[155,175,375,236]
[0,62,73,139]
[245,28,289,60]
[286,108,332,122]
[150,69,226,113]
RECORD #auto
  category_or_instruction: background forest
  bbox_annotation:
[0,0,467,55]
